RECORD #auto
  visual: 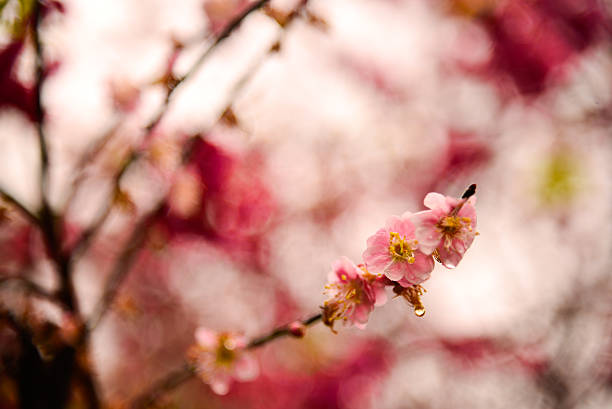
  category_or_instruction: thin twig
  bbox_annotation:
[145,0,271,133]
[65,1,269,215]
[69,0,273,269]
[70,152,138,261]
[81,0,283,333]
[248,313,322,348]
[0,275,60,305]
[84,203,165,333]
[129,313,322,409]
[62,119,123,213]
[216,0,310,120]
[130,363,195,409]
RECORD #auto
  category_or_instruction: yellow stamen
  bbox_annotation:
[388,232,417,263]
[436,216,473,249]
[215,334,237,366]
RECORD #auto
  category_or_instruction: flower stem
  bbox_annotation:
[248,313,322,349]
[129,313,323,409]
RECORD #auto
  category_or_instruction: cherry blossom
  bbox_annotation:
[362,214,435,286]
[321,257,387,332]
[188,328,259,395]
[413,187,478,269]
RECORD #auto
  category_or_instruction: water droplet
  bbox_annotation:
[414,308,425,317]
[444,260,457,269]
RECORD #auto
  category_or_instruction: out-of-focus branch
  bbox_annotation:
[32,1,76,314]
[0,275,59,305]
[217,0,312,123]
[33,3,49,205]
[84,202,165,334]
[0,187,38,223]
[0,306,30,335]
[78,1,309,336]
[70,152,136,261]
[68,0,275,269]
[145,0,271,133]
[129,313,323,409]
[130,363,195,409]
[62,120,123,214]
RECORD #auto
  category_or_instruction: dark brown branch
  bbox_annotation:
[129,313,322,409]
[32,1,75,314]
[33,3,49,204]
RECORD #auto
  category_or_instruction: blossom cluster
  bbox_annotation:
[322,185,478,331]
[189,186,477,395]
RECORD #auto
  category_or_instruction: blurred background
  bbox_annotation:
[1,0,612,408]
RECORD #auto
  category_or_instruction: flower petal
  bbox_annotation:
[195,327,217,348]
[234,355,259,381]
[436,245,463,269]
[385,261,406,281]
[423,192,451,212]
[210,375,231,395]
[412,211,442,254]
[373,285,388,306]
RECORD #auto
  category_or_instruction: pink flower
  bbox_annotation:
[322,257,387,332]
[189,328,259,395]
[413,190,477,268]
[362,214,435,286]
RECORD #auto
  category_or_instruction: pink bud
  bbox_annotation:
[288,321,306,338]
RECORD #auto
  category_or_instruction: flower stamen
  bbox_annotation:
[388,232,417,263]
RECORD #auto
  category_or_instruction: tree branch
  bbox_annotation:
[70,152,138,261]
[145,0,271,133]
[61,119,123,214]
[84,202,165,334]
[32,1,75,314]
[33,2,49,205]
[129,313,322,409]
[68,0,274,269]
[0,275,60,305]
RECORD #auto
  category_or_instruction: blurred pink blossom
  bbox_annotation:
[158,139,275,265]
[189,328,259,395]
